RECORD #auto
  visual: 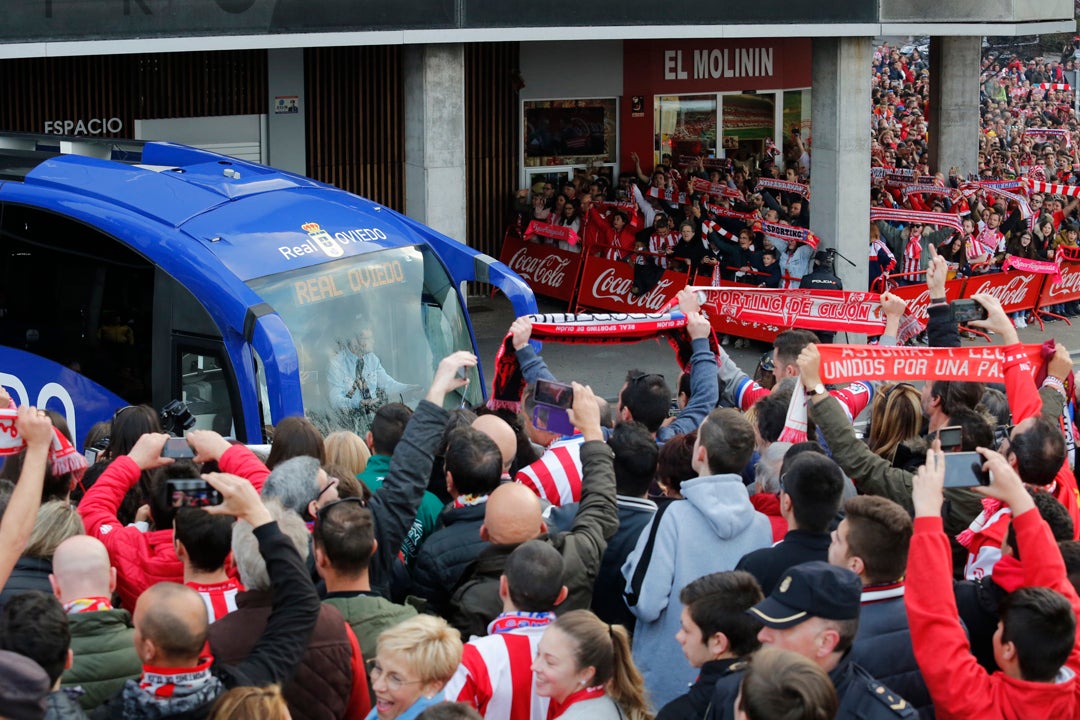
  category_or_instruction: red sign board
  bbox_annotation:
[963,271,1045,314]
[888,278,965,327]
[1038,259,1080,306]
[499,235,584,304]
[575,255,685,314]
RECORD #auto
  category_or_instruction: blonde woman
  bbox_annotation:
[367,615,463,720]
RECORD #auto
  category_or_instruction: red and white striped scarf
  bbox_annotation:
[647,186,689,205]
[761,222,819,249]
[869,207,964,233]
[1038,83,1071,91]
[689,178,743,200]
[1026,178,1080,198]
[756,177,810,199]
[901,231,922,275]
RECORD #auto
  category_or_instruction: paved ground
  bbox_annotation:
[467,293,1080,402]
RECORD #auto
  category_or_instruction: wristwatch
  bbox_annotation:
[806,383,826,396]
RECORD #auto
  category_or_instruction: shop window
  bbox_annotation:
[721,93,776,166]
[524,99,617,168]
[655,95,717,165]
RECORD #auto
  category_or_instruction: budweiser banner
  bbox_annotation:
[870,208,965,233]
[524,220,580,247]
[817,344,1045,385]
[1001,255,1062,284]
[499,235,583,303]
[687,286,886,335]
[690,178,744,200]
[756,177,811,199]
[760,222,820,249]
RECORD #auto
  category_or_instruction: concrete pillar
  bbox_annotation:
[809,37,872,294]
[266,48,307,175]
[928,36,981,179]
[404,44,467,243]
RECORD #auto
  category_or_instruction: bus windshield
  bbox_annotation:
[247,244,481,436]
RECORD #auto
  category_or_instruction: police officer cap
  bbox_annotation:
[747,561,861,629]
[813,250,831,264]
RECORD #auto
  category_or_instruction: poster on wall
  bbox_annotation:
[524,99,617,167]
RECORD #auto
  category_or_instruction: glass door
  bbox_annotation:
[655,95,718,166]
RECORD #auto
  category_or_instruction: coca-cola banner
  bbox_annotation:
[964,271,1045,314]
[499,235,584,304]
[887,278,965,328]
[1038,258,1080,307]
[576,255,684,314]
[817,344,1044,385]
[696,287,886,335]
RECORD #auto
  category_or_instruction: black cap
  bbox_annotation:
[0,650,49,720]
[813,250,831,264]
[747,562,862,628]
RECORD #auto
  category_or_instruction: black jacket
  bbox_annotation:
[849,596,934,719]
[0,555,53,608]
[91,521,320,720]
[830,653,918,720]
[368,400,450,598]
[410,503,489,615]
[953,575,1006,674]
[664,657,746,720]
[735,529,831,594]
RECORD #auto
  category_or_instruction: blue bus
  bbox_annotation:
[0,134,536,448]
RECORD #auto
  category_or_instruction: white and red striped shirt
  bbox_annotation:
[445,619,552,720]
[971,228,1003,258]
[648,231,678,268]
[515,437,584,507]
[187,579,242,623]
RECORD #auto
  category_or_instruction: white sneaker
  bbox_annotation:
[721,335,730,346]
[1014,317,1027,329]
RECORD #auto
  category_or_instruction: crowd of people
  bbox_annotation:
[5,34,1080,720]
[509,37,1080,342]
[2,269,1080,720]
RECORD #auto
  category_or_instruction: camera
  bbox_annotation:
[160,400,196,437]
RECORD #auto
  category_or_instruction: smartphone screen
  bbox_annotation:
[935,425,963,450]
[162,437,195,459]
[166,479,222,508]
[534,379,574,409]
[943,451,991,488]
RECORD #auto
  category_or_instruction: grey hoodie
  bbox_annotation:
[622,473,772,710]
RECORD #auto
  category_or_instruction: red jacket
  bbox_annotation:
[960,344,1080,577]
[78,444,270,610]
[749,492,787,542]
[907,509,1080,719]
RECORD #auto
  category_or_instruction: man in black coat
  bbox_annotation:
[799,250,843,343]
[736,453,844,593]
[657,571,762,720]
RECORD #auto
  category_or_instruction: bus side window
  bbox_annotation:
[179,349,234,437]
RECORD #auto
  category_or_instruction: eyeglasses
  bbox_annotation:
[314,476,340,505]
[113,405,137,421]
[367,659,425,692]
[313,495,367,534]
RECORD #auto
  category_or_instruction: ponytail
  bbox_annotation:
[607,623,652,720]
[551,611,653,720]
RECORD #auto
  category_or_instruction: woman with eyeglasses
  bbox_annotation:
[366,615,463,720]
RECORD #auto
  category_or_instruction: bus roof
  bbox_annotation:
[0,134,443,281]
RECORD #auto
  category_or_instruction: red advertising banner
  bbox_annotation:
[817,344,1045,385]
[696,287,885,335]
[963,271,1045,314]
[499,235,584,304]
[886,278,965,328]
[575,254,685,314]
[1038,257,1080,307]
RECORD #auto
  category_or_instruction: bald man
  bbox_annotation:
[472,414,518,478]
[92,472,321,720]
[445,384,618,639]
[51,535,142,710]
